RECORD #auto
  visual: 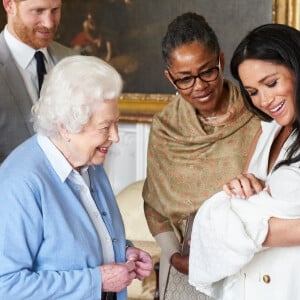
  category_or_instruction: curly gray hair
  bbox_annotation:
[32,55,123,137]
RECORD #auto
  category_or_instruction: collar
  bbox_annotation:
[37,134,74,182]
[4,25,50,69]
[37,134,90,182]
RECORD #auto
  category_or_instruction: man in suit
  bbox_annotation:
[0,0,76,162]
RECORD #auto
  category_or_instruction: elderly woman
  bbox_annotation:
[0,55,152,299]
[142,12,260,300]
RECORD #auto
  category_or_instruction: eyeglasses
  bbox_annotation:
[168,58,221,90]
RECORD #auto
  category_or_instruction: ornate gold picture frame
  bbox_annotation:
[273,0,300,29]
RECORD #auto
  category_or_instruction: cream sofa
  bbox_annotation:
[116,180,160,300]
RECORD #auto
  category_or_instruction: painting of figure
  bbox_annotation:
[0,0,273,94]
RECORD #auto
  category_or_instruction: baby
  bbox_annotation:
[189,164,300,298]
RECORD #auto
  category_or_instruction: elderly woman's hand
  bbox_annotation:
[100,261,136,292]
[126,246,153,280]
[223,173,265,199]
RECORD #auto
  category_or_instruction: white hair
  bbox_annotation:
[32,55,123,136]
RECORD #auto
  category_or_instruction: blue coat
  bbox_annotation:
[0,135,128,299]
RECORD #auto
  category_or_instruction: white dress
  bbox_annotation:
[189,121,300,300]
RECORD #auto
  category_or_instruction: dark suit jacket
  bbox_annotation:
[0,31,76,162]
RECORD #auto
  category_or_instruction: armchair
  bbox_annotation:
[116,180,160,300]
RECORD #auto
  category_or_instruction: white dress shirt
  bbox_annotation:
[4,26,54,102]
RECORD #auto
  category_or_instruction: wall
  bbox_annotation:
[103,122,150,195]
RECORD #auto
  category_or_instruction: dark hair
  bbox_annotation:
[161,12,220,68]
[230,23,300,168]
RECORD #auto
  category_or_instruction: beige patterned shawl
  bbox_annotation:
[143,80,260,239]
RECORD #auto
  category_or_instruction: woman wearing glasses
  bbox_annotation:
[142,12,260,299]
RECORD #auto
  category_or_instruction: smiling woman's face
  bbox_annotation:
[62,99,120,169]
[238,59,296,126]
[165,41,225,117]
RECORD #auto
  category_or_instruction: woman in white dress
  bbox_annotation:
[189,23,300,300]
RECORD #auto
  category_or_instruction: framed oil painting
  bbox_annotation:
[55,0,273,94]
